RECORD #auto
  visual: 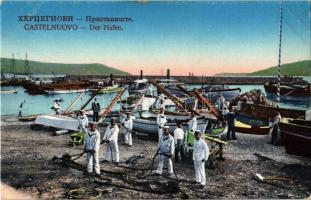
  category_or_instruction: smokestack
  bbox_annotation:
[110,74,114,86]
[140,70,143,79]
[167,69,170,79]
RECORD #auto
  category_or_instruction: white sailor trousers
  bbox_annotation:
[87,150,100,174]
[194,160,206,185]
[104,140,119,162]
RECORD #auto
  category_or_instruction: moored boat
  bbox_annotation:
[90,84,123,94]
[264,82,311,106]
[44,88,87,94]
[0,90,17,94]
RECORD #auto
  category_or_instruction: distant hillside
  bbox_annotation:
[0,58,130,75]
[215,60,311,76]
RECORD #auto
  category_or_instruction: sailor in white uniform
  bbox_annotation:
[122,112,133,146]
[78,110,89,135]
[102,118,120,164]
[188,112,197,133]
[156,126,175,176]
[156,108,167,142]
[193,130,210,189]
[85,122,100,175]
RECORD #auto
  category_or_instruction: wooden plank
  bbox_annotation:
[150,80,200,115]
[63,92,84,114]
[193,88,220,119]
[205,135,227,145]
[98,88,126,121]
[80,88,101,110]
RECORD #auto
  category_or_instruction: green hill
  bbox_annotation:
[215,60,311,76]
[249,60,311,76]
[0,58,130,75]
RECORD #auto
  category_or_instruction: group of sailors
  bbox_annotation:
[81,112,134,176]
[78,103,210,189]
[155,107,209,188]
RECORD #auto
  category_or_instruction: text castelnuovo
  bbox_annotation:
[18,15,133,31]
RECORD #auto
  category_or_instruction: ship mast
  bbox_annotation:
[10,53,16,79]
[276,0,283,109]
[24,52,31,76]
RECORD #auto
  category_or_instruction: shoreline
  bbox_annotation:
[1,121,311,199]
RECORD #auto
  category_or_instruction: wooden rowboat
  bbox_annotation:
[280,118,311,157]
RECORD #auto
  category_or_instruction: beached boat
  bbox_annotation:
[238,103,310,120]
[131,117,208,137]
[0,90,17,94]
[264,82,311,106]
[35,115,79,131]
[280,118,311,157]
[235,111,270,127]
[234,120,271,135]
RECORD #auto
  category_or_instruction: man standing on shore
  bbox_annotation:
[122,112,133,146]
[92,98,101,122]
[157,107,167,142]
[174,122,185,163]
[102,118,120,164]
[156,126,175,177]
[226,107,237,140]
[85,122,100,176]
[193,130,209,190]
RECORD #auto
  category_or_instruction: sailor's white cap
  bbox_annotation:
[163,126,170,129]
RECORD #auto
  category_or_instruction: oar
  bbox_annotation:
[63,92,85,114]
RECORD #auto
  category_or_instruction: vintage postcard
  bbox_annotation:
[1,1,310,199]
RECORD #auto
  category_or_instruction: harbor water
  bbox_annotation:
[1,77,311,116]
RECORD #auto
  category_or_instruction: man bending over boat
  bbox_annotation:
[85,122,100,176]
[157,108,167,142]
[270,111,281,145]
[92,98,101,122]
[185,112,198,146]
[78,110,89,143]
[155,126,175,177]
[52,99,62,115]
[102,118,120,165]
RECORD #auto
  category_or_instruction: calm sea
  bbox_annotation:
[1,76,310,116]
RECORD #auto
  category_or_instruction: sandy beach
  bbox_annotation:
[1,119,311,199]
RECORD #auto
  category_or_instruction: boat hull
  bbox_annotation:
[202,89,241,103]
[132,118,208,138]
[280,119,311,157]
[264,82,311,106]
[236,112,270,126]
[44,89,87,94]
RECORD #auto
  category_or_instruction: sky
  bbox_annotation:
[1,1,310,75]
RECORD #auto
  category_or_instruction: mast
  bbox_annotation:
[24,52,30,76]
[10,53,16,79]
[276,1,283,109]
